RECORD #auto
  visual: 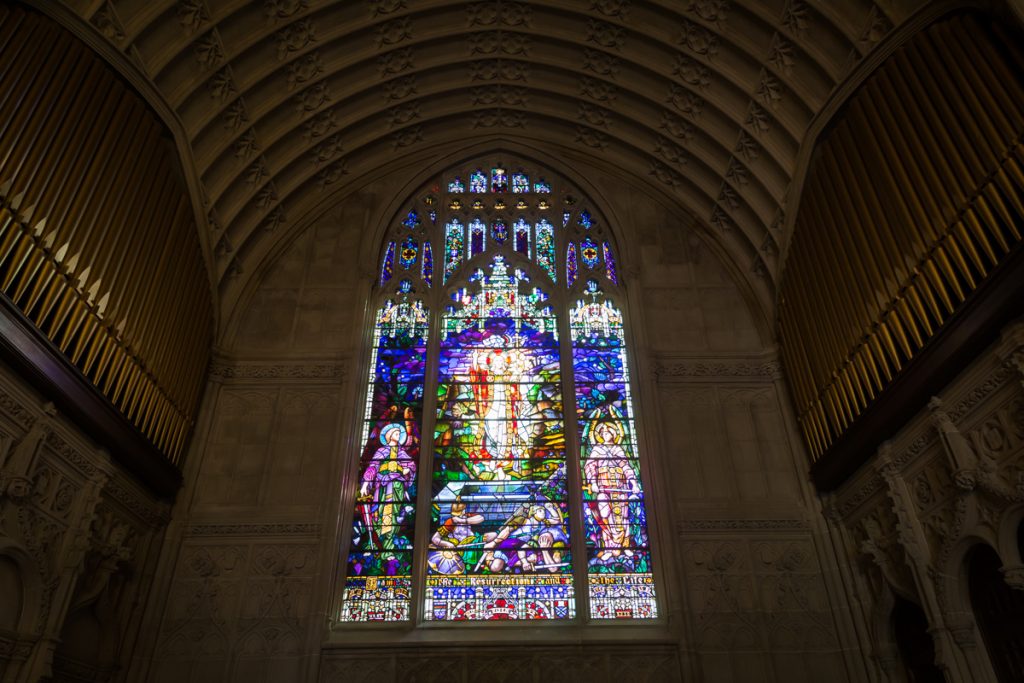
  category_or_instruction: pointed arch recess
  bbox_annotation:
[339,155,657,623]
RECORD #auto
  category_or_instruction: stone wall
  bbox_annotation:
[134,172,864,682]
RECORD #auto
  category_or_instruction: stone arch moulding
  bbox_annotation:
[0,540,46,638]
[221,137,774,349]
[323,149,682,631]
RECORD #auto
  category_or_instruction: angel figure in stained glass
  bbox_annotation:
[583,418,641,561]
[359,409,417,552]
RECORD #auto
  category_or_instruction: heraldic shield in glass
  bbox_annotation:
[339,299,428,622]
[427,257,573,620]
[572,281,658,619]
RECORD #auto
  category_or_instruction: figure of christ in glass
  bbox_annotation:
[339,299,428,622]
[571,290,658,619]
[426,257,574,621]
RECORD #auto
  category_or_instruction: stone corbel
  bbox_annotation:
[0,402,56,501]
[928,397,979,491]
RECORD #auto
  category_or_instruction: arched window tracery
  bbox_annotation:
[341,158,657,624]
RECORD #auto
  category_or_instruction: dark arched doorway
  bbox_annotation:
[968,544,1024,682]
[891,595,944,683]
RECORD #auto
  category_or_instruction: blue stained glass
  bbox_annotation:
[470,170,487,193]
[603,242,618,284]
[512,173,529,193]
[578,210,595,229]
[491,167,508,193]
[444,220,465,282]
[398,279,414,293]
[380,242,395,286]
[562,211,571,228]
[429,210,437,225]
[403,210,421,230]
[449,177,465,193]
[427,257,574,621]
[580,237,600,269]
[422,241,433,287]
[514,218,530,257]
[492,219,509,244]
[399,236,418,269]
[341,299,430,622]
[469,218,486,256]
[534,179,551,193]
[567,243,578,287]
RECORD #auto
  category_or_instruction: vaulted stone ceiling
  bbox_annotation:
[57,0,923,333]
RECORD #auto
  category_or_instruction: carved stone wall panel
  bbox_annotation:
[153,539,319,681]
[679,533,838,652]
[319,644,683,683]
[192,386,340,512]
[655,381,804,505]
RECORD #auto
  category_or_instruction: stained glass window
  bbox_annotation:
[491,167,508,193]
[536,219,556,283]
[512,173,530,193]
[342,161,656,627]
[422,241,433,287]
[444,219,464,282]
[469,218,486,257]
[470,170,487,193]
[380,242,395,286]
[571,287,657,619]
[567,243,578,287]
[403,210,421,230]
[514,218,530,257]
[603,242,618,284]
[580,237,600,269]
[399,237,418,269]
[340,298,429,622]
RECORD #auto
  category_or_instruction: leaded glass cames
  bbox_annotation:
[341,161,657,625]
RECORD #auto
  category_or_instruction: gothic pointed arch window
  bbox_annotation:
[339,158,658,624]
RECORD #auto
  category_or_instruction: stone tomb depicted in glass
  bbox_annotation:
[339,161,657,623]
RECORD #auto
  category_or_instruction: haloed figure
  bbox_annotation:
[359,409,417,552]
[584,420,640,561]
[469,346,539,478]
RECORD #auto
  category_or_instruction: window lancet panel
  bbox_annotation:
[340,159,656,624]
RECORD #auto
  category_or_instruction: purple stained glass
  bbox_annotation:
[422,241,434,287]
[469,218,486,256]
[340,300,429,622]
[603,242,618,284]
[514,218,530,257]
[567,243,578,287]
[449,177,465,193]
[578,210,595,229]
[427,257,574,621]
[380,241,395,286]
